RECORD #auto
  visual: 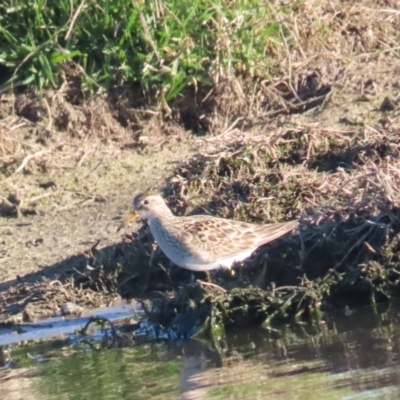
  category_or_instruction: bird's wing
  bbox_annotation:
[178,216,298,261]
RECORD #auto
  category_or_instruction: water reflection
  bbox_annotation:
[2,304,400,399]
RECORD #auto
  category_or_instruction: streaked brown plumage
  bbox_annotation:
[119,191,298,271]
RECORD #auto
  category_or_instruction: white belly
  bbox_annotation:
[178,248,257,272]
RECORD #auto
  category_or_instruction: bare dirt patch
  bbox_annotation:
[0,92,201,297]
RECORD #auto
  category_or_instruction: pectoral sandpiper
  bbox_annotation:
[118,191,298,272]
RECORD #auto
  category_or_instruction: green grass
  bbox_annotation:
[0,0,282,101]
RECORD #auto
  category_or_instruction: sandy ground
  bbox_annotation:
[0,129,200,290]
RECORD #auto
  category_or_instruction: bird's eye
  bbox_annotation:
[143,199,149,205]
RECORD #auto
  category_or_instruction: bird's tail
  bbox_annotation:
[256,220,299,245]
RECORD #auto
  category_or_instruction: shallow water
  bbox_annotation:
[0,303,140,346]
[2,303,400,399]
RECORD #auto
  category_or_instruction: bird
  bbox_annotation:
[118,190,298,272]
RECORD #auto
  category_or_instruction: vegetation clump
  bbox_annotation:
[0,0,281,102]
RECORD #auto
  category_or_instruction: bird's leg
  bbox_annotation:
[194,271,211,288]
[149,242,158,267]
[197,279,226,293]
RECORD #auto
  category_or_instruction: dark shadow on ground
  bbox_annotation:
[2,207,400,327]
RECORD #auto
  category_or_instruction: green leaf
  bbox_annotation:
[50,50,81,64]
[38,53,55,86]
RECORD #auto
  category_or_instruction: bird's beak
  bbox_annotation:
[117,211,138,232]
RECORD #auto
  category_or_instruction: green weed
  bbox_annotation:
[0,0,282,101]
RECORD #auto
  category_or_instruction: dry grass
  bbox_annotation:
[170,120,400,222]
[189,0,400,132]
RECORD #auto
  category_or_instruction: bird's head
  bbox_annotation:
[117,191,171,231]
